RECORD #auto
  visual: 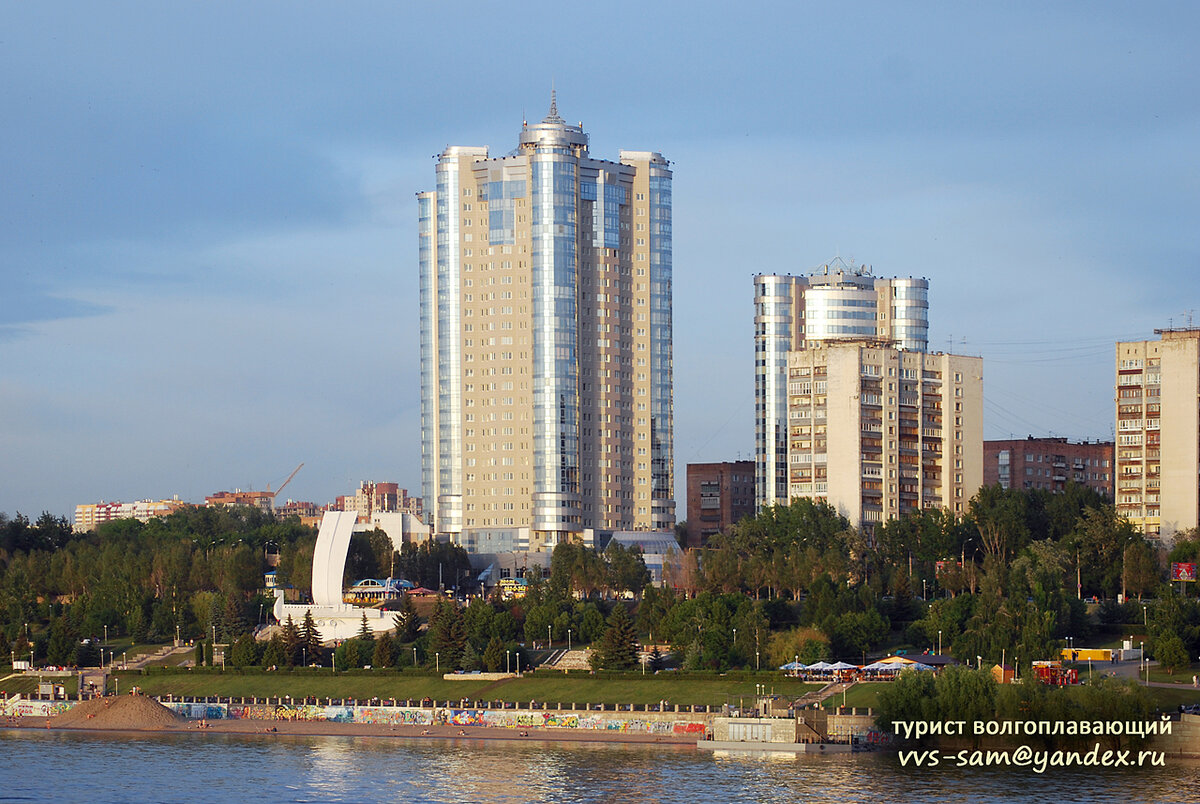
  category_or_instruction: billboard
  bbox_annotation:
[1170,562,1196,582]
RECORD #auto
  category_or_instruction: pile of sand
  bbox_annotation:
[51,695,183,730]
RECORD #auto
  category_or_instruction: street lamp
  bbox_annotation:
[567,629,572,652]
[413,646,418,668]
[435,652,439,674]
[938,630,942,656]
[548,624,552,650]
[732,628,737,666]
[103,625,108,645]
[507,650,511,674]
[302,647,307,667]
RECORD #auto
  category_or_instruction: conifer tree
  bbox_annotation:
[593,604,639,670]
[393,594,421,643]
[300,609,322,663]
[230,632,259,667]
[281,614,302,666]
[427,597,466,670]
[482,636,505,672]
[373,632,395,668]
[357,611,375,643]
[262,634,286,668]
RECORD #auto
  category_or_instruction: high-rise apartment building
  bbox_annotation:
[755,260,930,509]
[785,343,982,526]
[419,95,674,550]
[1115,328,1200,539]
[984,437,1113,497]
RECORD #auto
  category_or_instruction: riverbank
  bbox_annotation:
[8,715,698,746]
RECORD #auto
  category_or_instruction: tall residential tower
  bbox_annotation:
[754,260,930,510]
[1115,328,1200,539]
[419,96,674,550]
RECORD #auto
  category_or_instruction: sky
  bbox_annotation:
[2,2,1197,522]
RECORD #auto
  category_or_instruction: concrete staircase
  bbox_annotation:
[546,649,593,670]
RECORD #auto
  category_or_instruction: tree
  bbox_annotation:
[357,611,375,644]
[300,609,323,663]
[393,595,421,643]
[1155,633,1189,675]
[483,636,505,672]
[46,616,77,666]
[281,614,301,666]
[261,634,286,668]
[427,597,466,670]
[229,632,260,667]
[591,604,639,670]
[372,632,395,668]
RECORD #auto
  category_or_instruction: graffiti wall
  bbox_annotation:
[1,699,75,718]
[5,696,708,737]
[442,709,708,735]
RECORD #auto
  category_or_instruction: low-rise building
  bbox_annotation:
[984,436,1113,497]
[685,461,755,548]
[73,497,185,532]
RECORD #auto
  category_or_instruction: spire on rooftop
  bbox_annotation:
[543,88,564,124]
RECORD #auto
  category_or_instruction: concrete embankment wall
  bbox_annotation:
[157,701,711,736]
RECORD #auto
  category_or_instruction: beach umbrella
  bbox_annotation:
[778,661,806,670]
[806,661,834,671]
[828,661,858,671]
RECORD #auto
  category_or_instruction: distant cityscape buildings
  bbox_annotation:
[984,437,1113,497]
[63,109,1200,550]
[73,498,185,533]
[418,94,674,552]
[1115,328,1200,539]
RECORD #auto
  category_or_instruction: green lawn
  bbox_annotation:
[111,670,820,707]
[1,674,79,696]
[1147,685,1200,711]
[821,682,886,711]
[1145,662,1200,685]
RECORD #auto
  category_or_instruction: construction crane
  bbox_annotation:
[268,463,304,501]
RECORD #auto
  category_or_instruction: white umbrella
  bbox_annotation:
[806,661,834,671]
[828,661,858,671]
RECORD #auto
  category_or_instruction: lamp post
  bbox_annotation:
[507,650,511,674]
[302,647,306,667]
[1140,640,1144,682]
[548,624,552,651]
[122,651,127,670]
[104,625,108,646]
[435,652,439,674]
[938,630,942,656]
[567,629,572,652]
[413,646,418,668]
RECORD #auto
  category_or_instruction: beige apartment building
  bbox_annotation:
[1115,328,1200,539]
[73,498,184,532]
[418,95,674,550]
[785,342,982,527]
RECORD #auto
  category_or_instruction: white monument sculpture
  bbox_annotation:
[272,510,400,644]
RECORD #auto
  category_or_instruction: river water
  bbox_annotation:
[2,730,1197,803]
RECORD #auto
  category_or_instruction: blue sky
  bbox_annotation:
[2,2,1197,520]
